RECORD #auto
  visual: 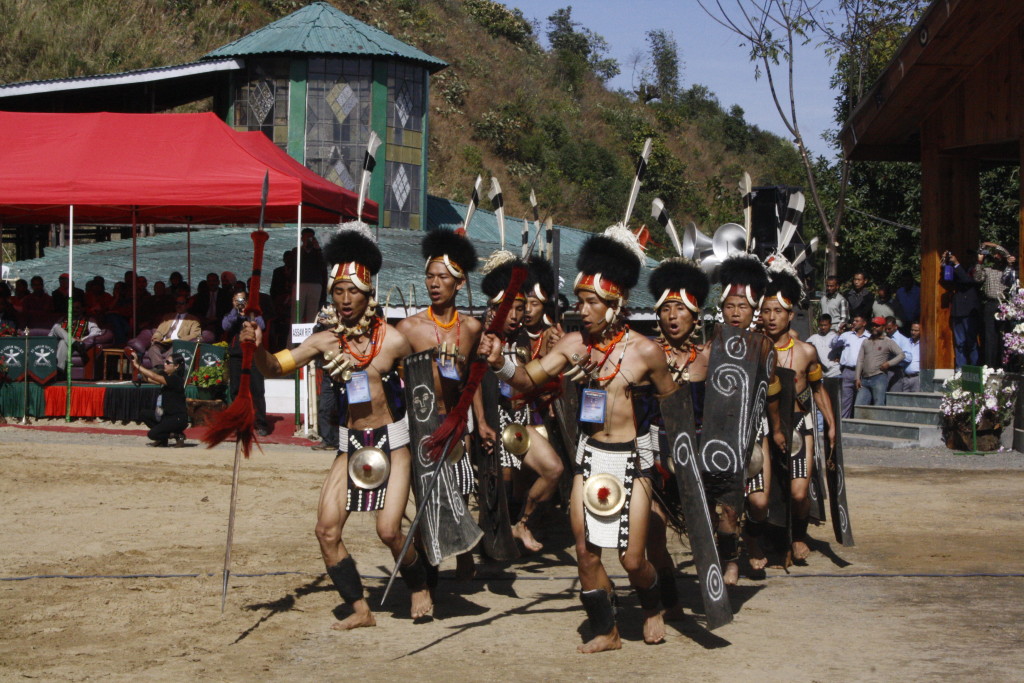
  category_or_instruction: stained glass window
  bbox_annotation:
[305,58,373,191]
[233,59,290,150]
[385,63,425,229]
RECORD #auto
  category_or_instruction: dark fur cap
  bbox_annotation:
[648,259,709,308]
[576,234,641,291]
[421,229,478,275]
[323,228,382,275]
[765,268,803,308]
[482,257,529,301]
[716,254,768,299]
[527,256,556,299]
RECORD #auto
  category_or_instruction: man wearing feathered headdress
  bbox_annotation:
[244,222,432,628]
[396,228,485,582]
[480,226,677,653]
[757,259,837,564]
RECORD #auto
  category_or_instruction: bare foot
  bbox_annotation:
[455,552,476,582]
[577,627,622,654]
[746,536,768,571]
[511,521,543,552]
[663,604,686,621]
[723,561,740,586]
[642,610,666,644]
[410,588,433,620]
[331,606,376,631]
[792,539,810,562]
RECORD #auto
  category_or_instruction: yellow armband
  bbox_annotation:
[274,349,297,374]
[767,376,782,397]
[808,363,823,383]
[523,359,552,386]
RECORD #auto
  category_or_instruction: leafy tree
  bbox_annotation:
[634,29,681,104]
[546,6,619,91]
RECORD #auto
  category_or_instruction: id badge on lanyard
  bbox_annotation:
[579,388,607,424]
[347,370,372,404]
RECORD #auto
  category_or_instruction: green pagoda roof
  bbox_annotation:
[203,2,447,72]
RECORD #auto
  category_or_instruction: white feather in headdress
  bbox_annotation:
[481,249,517,274]
[602,222,646,263]
[764,250,805,301]
[337,220,375,242]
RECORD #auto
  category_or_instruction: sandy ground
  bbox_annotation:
[1,428,1022,681]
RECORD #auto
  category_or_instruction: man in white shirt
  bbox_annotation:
[806,314,840,378]
[884,316,913,390]
[894,321,921,392]
[831,313,869,418]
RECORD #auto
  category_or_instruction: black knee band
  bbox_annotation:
[580,589,616,636]
[326,556,363,604]
[792,515,810,541]
[425,560,439,590]
[657,567,678,609]
[745,519,767,539]
[634,577,662,612]
[716,532,740,563]
[399,552,429,593]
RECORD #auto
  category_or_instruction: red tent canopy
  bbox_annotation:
[0,111,377,224]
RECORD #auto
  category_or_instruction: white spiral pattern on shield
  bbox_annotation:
[705,563,725,602]
[836,463,846,495]
[416,435,433,467]
[702,438,741,473]
[673,432,694,469]
[839,505,849,533]
[724,334,747,359]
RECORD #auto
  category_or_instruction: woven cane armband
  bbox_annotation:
[767,375,782,399]
[808,363,823,383]
[523,359,552,387]
[274,349,297,375]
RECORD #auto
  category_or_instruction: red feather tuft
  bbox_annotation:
[424,265,528,460]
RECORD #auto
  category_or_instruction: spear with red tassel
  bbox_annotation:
[204,171,270,612]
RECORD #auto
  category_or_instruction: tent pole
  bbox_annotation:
[65,206,74,422]
[187,220,192,287]
[131,209,138,342]
[294,205,303,432]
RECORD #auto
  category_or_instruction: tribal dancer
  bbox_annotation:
[647,258,710,616]
[714,253,780,582]
[480,228,676,652]
[522,256,564,359]
[244,224,432,627]
[476,253,564,552]
[396,229,483,581]
[758,260,836,562]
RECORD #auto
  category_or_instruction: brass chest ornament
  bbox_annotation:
[348,446,390,489]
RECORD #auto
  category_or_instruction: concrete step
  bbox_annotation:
[842,418,925,441]
[886,391,943,409]
[854,404,941,425]
[841,433,918,449]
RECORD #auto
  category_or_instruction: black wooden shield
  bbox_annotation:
[699,325,771,513]
[477,370,520,561]
[404,350,484,566]
[824,378,855,546]
[659,386,733,630]
[552,376,579,459]
[808,399,828,523]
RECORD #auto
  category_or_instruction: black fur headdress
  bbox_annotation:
[482,257,530,303]
[421,229,478,277]
[765,265,804,310]
[576,234,641,292]
[716,253,768,300]
[323,224,382,275]
[527,256,556,301]
[648,259,709,309]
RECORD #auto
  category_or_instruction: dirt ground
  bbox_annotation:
[1,428,1022,681]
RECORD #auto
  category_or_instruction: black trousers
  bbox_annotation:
[141,410,189,443]
[228,355,267,428]
[980,299,1003,368]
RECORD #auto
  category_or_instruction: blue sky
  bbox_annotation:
[506,1,840,157]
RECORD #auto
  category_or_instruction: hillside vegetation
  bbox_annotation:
[0,0,804,249]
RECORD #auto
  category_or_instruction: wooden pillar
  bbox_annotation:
[920,122,980,370]
[1020,139,1024,269]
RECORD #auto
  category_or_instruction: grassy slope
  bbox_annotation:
[0,0,804,241]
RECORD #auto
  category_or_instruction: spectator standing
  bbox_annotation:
[894,274,921,334]
[873,284,901,328]
[855,316,905,407]
[297,228,326,323]
[895,322,922,392]
[819,276,849,330]
[222,291,270,437]
[941,250,980,367]
[807,314,840,378]
[884,316,912,389]
[974,243,1013,368]
[832,313,870,418]
[845,272,875,323]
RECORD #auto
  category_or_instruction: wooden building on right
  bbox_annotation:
[840,0,1024,371]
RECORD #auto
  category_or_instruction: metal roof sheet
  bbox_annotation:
[0,59,241,98]
[8,200,658,311]
[203,2,446,72]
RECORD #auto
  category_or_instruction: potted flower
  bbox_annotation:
[997,284,1024,372]
[940,367,1018,451]
[189,360,226,401]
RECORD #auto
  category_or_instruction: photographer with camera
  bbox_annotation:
[222,289,270,436]
[940,250,980,368]
[974,242,1016,368]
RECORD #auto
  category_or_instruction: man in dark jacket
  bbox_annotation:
[941,250,980,367]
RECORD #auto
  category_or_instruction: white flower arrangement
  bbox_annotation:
[940,367,1017,427]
